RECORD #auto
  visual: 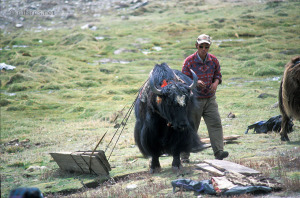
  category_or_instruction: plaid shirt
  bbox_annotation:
[182,52,222,98]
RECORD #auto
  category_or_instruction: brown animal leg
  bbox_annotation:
[149,156,161,173]
[279,80,290,142]
[280,115,290,141]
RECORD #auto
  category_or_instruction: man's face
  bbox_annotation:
[197,43,210,57]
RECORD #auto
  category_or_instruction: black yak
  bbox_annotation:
[134,63,203,173]
[278,56,300,141]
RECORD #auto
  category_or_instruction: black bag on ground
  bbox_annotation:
[245,115,293,134]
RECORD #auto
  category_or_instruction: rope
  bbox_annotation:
[104,78,149,153]
[89,78,149,165]
[107,95,138,161]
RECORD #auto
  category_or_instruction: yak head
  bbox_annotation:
[149,64,197,130]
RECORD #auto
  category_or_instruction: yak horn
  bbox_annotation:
[149,73,162,95]
[189,69,198,90]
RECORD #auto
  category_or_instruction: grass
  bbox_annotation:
[1,0,300,197]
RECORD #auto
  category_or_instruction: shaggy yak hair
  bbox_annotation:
[134,63,203,173]
[278,55,300,141]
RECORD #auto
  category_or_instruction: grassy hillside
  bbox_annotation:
[1,0,299,197]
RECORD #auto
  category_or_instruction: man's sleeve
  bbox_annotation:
[213,58,222,84]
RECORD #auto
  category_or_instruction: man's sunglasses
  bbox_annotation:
[199,45,210,49]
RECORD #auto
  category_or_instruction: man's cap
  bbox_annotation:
[196,34,211,45]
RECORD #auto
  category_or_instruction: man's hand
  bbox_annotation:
[209,79,219,93]
[197,80,206,88]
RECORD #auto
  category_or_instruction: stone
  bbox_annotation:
[126,184,137,191]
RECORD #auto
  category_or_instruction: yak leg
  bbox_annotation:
[172,153,183,172]
[279,81,290,142]
[149,156,161,174]
[280,115,290,141]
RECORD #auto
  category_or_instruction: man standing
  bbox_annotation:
[181,34,229,161]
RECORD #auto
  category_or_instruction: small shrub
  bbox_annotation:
[0,99,11,107]
[253,66,282,76]
[24,100,35,106]
[262,53,273,59]
[122,88,139,95]
[27,56,52,67]
[6,105,26,111]
[17,94,29,100]
[41,84,61,90]
[7,84,29,92]
[244,60,256,67]
[100,68,114,74]
[39,104,60,110]
[32,65,57,73]
[5,74,29,85]
[107,90,118,95]
[7,161,26,167]
[79,109,96,118]
[265,1,283,9]
[5,145,24,153]
[70,106,85,112]
[276,12,288,17]
[131,7,149,16]
[112,96,123,101]
[282,176,300,191]
[76,81,98,87]
[60,33,95,45]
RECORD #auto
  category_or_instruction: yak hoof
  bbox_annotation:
[281,135,290,142]
[172,164,183,172]
[149,167,161,174]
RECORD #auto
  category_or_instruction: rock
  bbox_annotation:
[98,58,112,64]
[90,26,97,31]
[152,46,162,51]
[8,139,19,145]
[126,184,137,191]
[114,48,136,55]
[121,15,129,20]
[131,0,148,10]
[27,166,47,172]
[81,24,94,30]
[279,49,299,55]
[66,14,77,20]
[20,139,30,144]
[115,2,130,9]
[22,52,31,56]
[95,36,105,40]
[131,0,142,3]
[257,93,276,99]
[114,48,127,55]
[16,24,23,28]
[227,112,236,118]
[272,102,279,108]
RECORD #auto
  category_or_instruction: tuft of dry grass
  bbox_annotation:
[232,147,300,192]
